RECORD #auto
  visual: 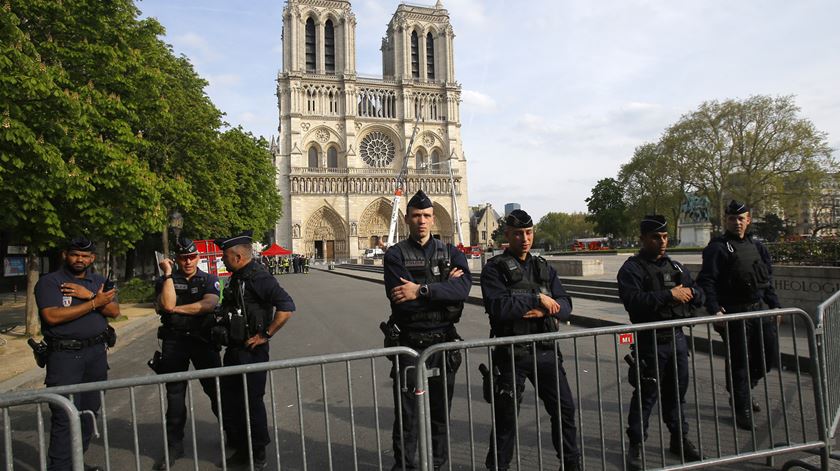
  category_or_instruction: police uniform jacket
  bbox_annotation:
[225,260,296,340]
[35,267,109,340]
[481,251,572,337]
[617,253,705,325]
[697,233,780,315]
[383,237,472,332]
[155,268,220,334]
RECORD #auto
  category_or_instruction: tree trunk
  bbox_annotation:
[124,247,135,280]
[25,252,41,337]
[161,230,169,259]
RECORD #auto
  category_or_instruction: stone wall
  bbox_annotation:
[685,263,840,316]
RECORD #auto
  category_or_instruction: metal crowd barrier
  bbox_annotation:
[1,308,835,471]
[1,393,83,471]
[817,290,840,442]
[0,347,417,471]
[414,308,829,470]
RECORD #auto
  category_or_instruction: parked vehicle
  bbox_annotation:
[364,248,385,259]
[571,237,611,251]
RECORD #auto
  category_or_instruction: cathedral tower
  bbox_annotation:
[275,0,468,260]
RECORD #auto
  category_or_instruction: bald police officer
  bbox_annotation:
[697,200,781,430]
[384,189,472,471]
[152,236,222,470]
[216,231,295,470]
[35,237,119,471]
[618,216,704,469]
[481,209,580,471]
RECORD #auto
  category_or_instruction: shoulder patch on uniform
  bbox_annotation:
[214,281,220,291]
[62,296,72,307]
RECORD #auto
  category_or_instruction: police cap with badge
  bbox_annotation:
[175,236,198,256]
[407,189,433,210]
[725,200,749,215]
[640,214,668,234]
[67,236,96,252]
[215,230,254,251]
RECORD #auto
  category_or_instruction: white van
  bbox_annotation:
[364,248,385,259]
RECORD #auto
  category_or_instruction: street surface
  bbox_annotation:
[1,270,829,470]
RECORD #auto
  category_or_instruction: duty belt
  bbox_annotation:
[399,327,456,350]
[46,330,110,351]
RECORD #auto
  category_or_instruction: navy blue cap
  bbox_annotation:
[725,200,750,215]
[175,236,198,255]
[67,236,96,252]
[407,190,433,210]
[505,209,533,228]
[215,230,253,251]
[640,215,668,234]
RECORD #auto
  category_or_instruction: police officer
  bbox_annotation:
[383,189,471,471]
[481,209,580,471]
[617,216,704,470]
[697,200,780,430]
[215,231,295,470]
[35,237,119,471]
[151,236,222,470]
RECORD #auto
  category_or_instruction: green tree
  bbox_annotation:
[585,178,631,237]
[662,95,834,228]
[490,217,506,245]
[618,143,685,227]
[534,212,594,250]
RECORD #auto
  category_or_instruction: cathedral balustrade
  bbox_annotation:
[289,174,461,196]
[291,167,459,176]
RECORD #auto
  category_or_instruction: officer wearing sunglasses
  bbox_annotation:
[151,236,222,470]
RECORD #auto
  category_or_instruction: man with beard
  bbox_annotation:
[618,216,704,469]
[151,236,222,470]
[35,237,120,471]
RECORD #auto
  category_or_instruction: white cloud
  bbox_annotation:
[461,90,497,112]
[172,32,221,62]
[208,74,242,87]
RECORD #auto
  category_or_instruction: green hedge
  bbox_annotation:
[767,239,840,266]
[118,278,156,303]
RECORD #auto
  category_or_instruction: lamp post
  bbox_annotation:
[162,210,183,258]
[169,210,184,242]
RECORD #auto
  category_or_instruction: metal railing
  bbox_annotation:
[1,393,83,471]
[1,347,417,471]
[817,289,840,439]
[2,307,836,470]
[413,309,829,470]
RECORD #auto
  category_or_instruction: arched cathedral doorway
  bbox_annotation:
[358,198,406,248]
[304,206,348,260]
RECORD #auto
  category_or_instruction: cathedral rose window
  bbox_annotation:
[360,131,396,167]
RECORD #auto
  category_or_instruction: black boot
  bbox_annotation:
[626,442,643,471]
[736,408,753,430]
[152,441,183,470]
[669,435,703,462]
[560,455,582,471]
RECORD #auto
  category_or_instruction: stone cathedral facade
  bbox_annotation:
[273,0,469,260]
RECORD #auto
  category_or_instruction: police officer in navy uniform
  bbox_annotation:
[383,189,471,471]
[617,216,704,470]
[35,237,119,471]
[216,231,295,470]
[697,200,781,430]
[481,209,580,471]
[151,236,222,470]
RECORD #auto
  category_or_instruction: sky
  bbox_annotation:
[137,0,840,222]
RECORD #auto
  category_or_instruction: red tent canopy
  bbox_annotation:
[261,243,292,256]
